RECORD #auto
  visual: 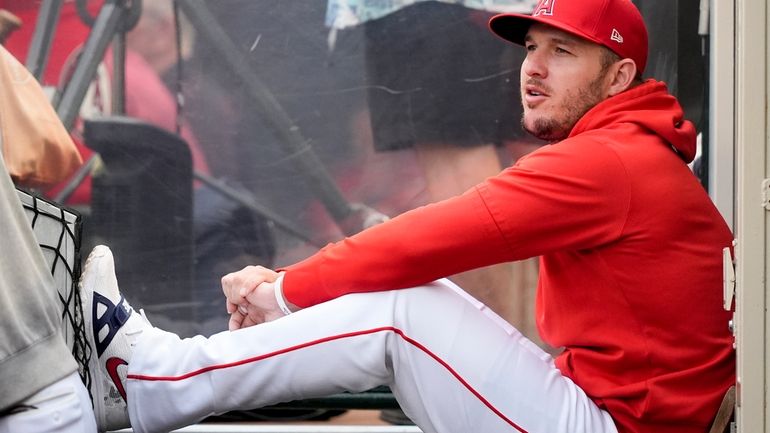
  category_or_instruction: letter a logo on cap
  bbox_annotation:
[610,28,624,43]
[533,0,556,16]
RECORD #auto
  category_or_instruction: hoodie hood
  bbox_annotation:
[569,80,697,162]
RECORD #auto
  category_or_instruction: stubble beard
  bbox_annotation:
[521,72,608,142]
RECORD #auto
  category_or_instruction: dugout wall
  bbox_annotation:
[712,0,770,431]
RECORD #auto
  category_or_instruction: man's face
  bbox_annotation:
[520,23,613,141]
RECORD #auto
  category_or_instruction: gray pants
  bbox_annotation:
[0,155,79,411]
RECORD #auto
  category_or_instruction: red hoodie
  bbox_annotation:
[283,80,735,433]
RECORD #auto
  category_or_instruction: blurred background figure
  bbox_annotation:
[122,0,276,336]
[326,0,542,327]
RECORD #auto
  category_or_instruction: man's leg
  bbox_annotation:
[0,154,94,431]
[413,143,519,325]
[114,278,616,433]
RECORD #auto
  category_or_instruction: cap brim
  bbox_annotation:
[488,13,533,46]
[489,13,605,48]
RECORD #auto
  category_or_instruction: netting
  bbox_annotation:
[16,188,92,395]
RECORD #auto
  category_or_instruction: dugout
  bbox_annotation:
[3,0,768,431]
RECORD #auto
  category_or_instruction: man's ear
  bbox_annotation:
[606,59,638,96]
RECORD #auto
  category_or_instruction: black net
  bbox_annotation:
[16,188,91,396]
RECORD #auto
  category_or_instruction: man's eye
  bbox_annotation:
[525,44,536,51]
[555,47,570,54]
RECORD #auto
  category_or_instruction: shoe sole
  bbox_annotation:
[80,246,112,430]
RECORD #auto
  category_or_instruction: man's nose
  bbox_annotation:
[522,53,547,78]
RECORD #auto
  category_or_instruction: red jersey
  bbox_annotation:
[282,80,735,432]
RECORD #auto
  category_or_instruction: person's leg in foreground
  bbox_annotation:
[0,156,97,433]
[81,245,616,433]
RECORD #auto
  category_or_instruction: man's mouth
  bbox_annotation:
[525,83,549,97]
[524,78,551,98]
[523,85,549,107]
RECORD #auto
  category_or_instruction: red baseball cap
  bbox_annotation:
[489,0,648,74]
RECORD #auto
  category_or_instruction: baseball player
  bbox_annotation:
[80,0,735,432]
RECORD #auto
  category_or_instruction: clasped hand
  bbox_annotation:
[221,265,283,331]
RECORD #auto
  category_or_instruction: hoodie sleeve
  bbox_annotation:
[479,137,631,258]
[282,138,631,308]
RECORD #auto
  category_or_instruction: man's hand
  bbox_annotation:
[221,266,282,330]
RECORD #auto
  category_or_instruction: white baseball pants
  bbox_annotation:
[125,279,618,433]
[0,372,97,433]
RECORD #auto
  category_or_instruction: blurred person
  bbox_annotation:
[104,35,210,176]
[0,0,210,202]
[125,0,278,332]
[328,0,540,323]
[1,0,102,205]
[124,0,224,176]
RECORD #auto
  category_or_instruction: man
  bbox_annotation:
[0,157,97,433]
[0,44,96,432]
[82,0,735,432]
